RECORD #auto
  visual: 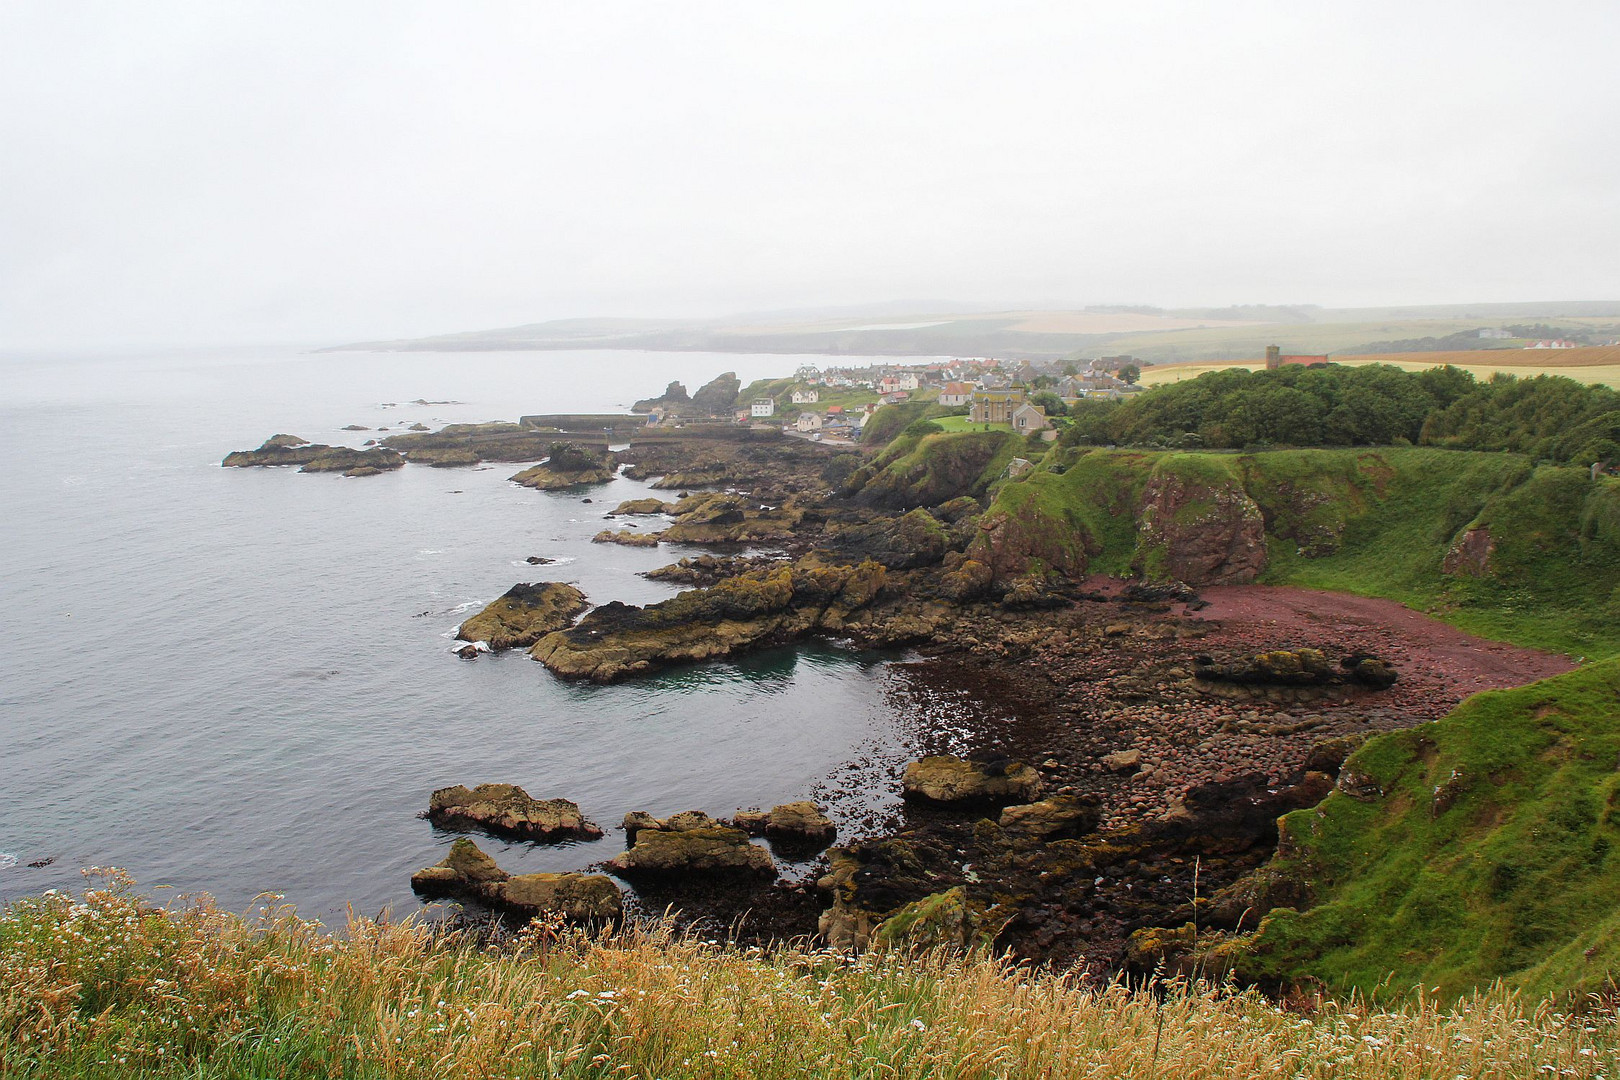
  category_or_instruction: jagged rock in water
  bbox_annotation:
[426,784,603,842]
[764,801,836,845]
[901,754,1041,807]
[456,583,588,650]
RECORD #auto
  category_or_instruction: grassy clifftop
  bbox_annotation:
[972,446,1620,658]
[1232,657,1620,1001]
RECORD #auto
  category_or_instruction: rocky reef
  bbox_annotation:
[901,754,1042,807]
[455,582,589,650]
[426,784,603,843]
[411,838,621,921]
[222,436,404,477]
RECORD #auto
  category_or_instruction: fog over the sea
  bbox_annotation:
[2,1,1617,349]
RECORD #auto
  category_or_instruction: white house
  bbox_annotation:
[791,388,819,404]
[751,398,776,418]
[894,372,920,392]
[938,381,974,406]
[796,413,822,433]
[1011,402,1049,433]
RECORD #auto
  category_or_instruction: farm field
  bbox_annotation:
[1139,345,1620,389]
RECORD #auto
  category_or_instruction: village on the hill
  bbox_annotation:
[636,354,1151,442]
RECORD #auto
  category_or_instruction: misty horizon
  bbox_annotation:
[3,2,1618,350]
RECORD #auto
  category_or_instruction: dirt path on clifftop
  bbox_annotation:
[1191,585,1575,697]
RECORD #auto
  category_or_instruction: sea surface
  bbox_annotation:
[0,345,974,922]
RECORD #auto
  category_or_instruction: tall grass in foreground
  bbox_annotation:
[3,871,1617,1079]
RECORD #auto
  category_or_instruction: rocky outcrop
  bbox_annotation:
[426,784,603,842]
[411,838,621,921]
[608,824,774,878]
[632,381,690,413]
[403,446,481,467]
[1442,524,1495,576]
[456,583,589,650]
[1132,470,1267,584]
[967,508,1094,581]
[825,508,949,570]
[529,558,885,681]
[688,372,742,415]
[510,443,614,489]
[654,492,808,544]
[901,754,1042,806]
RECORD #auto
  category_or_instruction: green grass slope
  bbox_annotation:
[849,429,1022,509]
[1235,657,1620,1001]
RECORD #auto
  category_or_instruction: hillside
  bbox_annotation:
[1143,345,1620,391]
[1221,656,1620,1000]
[968,446,1620,658]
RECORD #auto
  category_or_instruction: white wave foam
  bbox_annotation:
[0,853,16,870]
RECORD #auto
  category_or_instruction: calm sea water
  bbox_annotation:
[0,346,953,922]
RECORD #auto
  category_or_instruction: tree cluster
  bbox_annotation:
[1059,364,1620,465]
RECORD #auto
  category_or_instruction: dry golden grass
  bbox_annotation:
[1139,348,1620,389]
[4,870,1620,1078]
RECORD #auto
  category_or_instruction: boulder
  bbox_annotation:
[1343,654,1398,689]
[456,583,589,650]
[607,825,775,878]
[997,796,1100,839]
[427,784,603,843]
[764,801,836,845]
[730,810,771,835]
[1100,749,1143,775]
[901,754,1041,807]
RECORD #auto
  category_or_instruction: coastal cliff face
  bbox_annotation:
[968,446,1620,654]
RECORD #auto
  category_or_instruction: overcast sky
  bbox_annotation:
[2,1,1617,348]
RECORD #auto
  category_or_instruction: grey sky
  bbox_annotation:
[2,1,1617,348]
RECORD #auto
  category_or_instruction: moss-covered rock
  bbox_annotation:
[456,583,589,650]
[825,508,949,570]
